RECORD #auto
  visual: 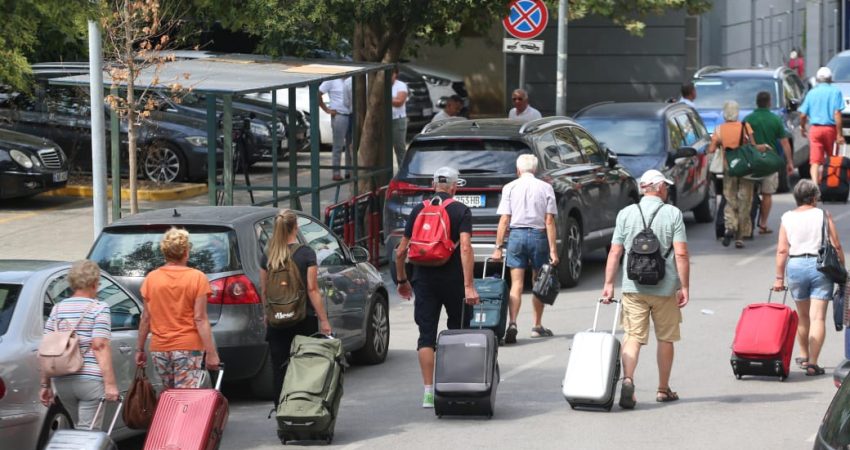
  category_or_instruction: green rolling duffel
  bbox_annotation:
[276,335,345,445]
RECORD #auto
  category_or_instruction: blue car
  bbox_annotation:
[575,102,715,223]
[692,66,810,192]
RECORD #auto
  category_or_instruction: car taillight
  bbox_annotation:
[0,377,5,400]
[386,179,431,199]
[209,275,260,305]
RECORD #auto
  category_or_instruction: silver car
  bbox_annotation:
[0,260,156,449]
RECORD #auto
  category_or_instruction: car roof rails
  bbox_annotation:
[693,65,725,78]
[519,116,572,134]
[420,116,466,134]
[574,101,615,117]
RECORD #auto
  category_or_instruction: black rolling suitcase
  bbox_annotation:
[434,307,499,418]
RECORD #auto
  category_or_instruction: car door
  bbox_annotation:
[544,129,600,228]
[297,215,367,346]
[42,270,151,431]
[570,126,621,226]
[672,112,702,209]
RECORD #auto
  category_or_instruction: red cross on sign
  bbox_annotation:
[503,0,549,40]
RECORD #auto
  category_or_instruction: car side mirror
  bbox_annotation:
[787,99,799,111]
[350,246,370,264]
[674,146,697,158]
[606,148,618,168]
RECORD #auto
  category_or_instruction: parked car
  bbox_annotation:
[384,117,639,288]
[0,65,224,183]
[0,260,154,449]
[575,102,714,223]
[87,206,390,399]
[825,50,850,141]
[813,370,850,449]
[692,66,809,192]
[0,128,69,199]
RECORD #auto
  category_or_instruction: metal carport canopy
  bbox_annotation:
[48,55,395,217]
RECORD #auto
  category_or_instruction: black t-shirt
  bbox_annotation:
[260,244,318,316]
[403,192,473,283]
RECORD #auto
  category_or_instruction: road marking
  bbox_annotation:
[0,211,39,225]
[0,199,87,225]
[501,355,553,381]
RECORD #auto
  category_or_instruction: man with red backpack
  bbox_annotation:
[395,166,478,409]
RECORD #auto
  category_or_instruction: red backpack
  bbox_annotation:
[407,197,456,266]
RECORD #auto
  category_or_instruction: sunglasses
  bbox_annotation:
[512,97,524,101]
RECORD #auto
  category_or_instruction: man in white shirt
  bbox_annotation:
[391,68,409,167]
[679,82,697,108]
[318,77,352,180]
[508,89,542,123]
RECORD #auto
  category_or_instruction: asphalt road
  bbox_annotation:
[2,169,846,450]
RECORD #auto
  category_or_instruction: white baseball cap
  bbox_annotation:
[816,66,833,81]
[639,169,674,187]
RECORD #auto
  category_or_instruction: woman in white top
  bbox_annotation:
[773,179,844,376]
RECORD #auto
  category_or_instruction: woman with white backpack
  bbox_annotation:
[39,259,119,429]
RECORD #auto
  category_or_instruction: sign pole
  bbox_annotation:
[555,0,568,116]
[519,54,527,91]
[503,0,549,95]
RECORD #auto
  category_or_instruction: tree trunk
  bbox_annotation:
[124,0,138,214]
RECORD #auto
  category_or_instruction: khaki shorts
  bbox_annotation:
[759,172,779,195]
[621,292,682,344]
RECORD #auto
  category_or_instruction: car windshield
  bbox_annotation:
[820,376,850,447]
[89,226,241,277]
[577,118,664,156]
[403,140,532,176]
[828,56,850,82]
[0,284,22,337]
[694,78,780,109]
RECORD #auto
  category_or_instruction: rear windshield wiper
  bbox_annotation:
[458,169,499,174]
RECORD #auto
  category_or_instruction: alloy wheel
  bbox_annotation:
[371,301,389,357]
[144,145,181,183]
[567,222,582,281]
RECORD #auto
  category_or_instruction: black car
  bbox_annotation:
[87,206,390,398]
[575,102,714,223]
[383,117,639,287]
[692,66,809,192]
[0,63,224,183]
[0,128,68,199]
[813,371,850,449]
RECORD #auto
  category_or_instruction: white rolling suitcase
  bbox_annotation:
[562,299,622,411]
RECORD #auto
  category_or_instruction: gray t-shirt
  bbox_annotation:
[611,196,687,296]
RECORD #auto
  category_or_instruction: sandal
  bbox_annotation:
[758,225,773,234]
[806,364,826,376]
[656,387,679,403]
[619,377,636,409]
[530,326,554,338]
[505,323,518,344]
[735,240,745,249]
[795,357,808,368]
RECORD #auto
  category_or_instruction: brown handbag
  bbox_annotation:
[123,366,158,429]
[38,301,97,377]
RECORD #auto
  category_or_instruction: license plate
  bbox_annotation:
[455,194,485,208]
[53,171,68,182]
[423,108,432,116]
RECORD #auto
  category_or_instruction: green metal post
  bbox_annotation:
[223,94,234,206]
[271,90,278,207]
[309,84,321,217]
[384,68,393,182]
[288,88,299,210]
[206,94,217,205]
[110,90,120,221]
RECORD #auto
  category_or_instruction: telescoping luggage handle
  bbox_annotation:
[482,256,507,279]
[768,287,789,305]
[198,362,225,391]
[593,298,621,335]
[91,396,124,435]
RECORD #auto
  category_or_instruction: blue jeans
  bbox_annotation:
[787,256,834,301]
[506,228,549,270]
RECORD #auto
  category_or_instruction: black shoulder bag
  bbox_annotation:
[817,210,847,284]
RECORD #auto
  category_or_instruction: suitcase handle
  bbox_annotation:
[200,362,225,390]
[91,396,123,435]
[593,298,621,335]
[482,257,507,279]
[768,287,788,305]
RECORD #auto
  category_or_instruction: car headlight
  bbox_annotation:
[184,136,208,147]
[250,122,270,137]
[423,75,451,86]
[275,121,286,135]
[10,149,33,169]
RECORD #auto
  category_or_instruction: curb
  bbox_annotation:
[43,183,208,202]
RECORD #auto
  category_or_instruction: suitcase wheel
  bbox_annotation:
[735,374,742,380]
[779,375,786,382]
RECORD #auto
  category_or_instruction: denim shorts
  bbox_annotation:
[786,256,834,301]
[506,228,549,270]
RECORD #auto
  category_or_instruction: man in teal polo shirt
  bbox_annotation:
[800,66,845,184]
[601,169,690,410]
[744,91,794,234]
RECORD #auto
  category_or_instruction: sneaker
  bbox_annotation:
[722,229,733,247]
[504,323,518,344]
[422,391,435,408]
[530,326,554,338]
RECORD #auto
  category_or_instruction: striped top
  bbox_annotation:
[44,297,111,380]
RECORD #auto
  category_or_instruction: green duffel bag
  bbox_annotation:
[724,123,755,178]
[749,145,785,178]
[277,335,345,445]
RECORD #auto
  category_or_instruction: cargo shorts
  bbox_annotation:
[621,292,682,344]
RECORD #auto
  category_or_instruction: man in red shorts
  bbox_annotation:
[800,67,845,185]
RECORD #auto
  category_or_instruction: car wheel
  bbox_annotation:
[692,178,716,223]
[249,351,275,400]
[351,292,389,365]
[36,404,73,449]
[558,216,582,288]
[144,142,186,183]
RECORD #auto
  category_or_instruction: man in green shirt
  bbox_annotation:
[744,91,794,234]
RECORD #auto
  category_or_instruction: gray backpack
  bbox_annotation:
[264,245,307,328]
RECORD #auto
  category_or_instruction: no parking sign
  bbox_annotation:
[502,0,549,40]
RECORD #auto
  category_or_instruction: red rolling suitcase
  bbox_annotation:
[144,366,228,450]
[731,290,798,381]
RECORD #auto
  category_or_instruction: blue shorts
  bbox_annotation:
[506,228,549,270]
[786,256,834,301]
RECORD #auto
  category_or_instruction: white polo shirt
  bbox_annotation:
[509,105,542,123]
[318,78,352,114]
[392,80,408,119]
